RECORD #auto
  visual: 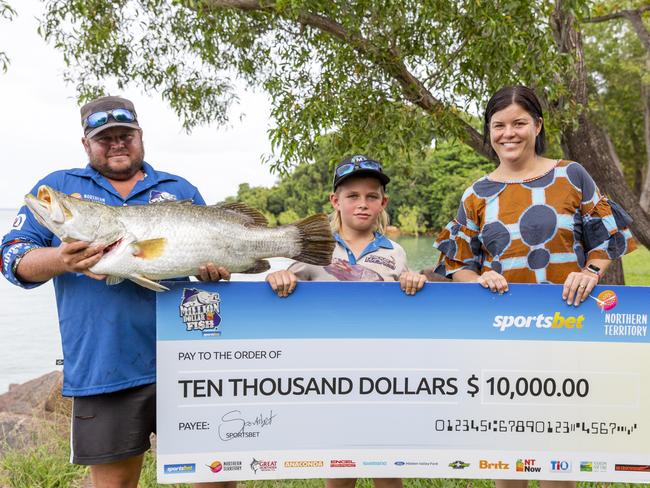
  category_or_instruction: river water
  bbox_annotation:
[0,208,438,393]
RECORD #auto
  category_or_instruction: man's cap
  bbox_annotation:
[332,154,390,191]
[80,95,140,138]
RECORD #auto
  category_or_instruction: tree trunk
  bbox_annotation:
[600,259,624,285]
[639,57,650,212]
[551,1,650,277]
[562,114,650,257]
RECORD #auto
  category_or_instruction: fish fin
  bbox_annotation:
[133,238,167,260]
[241,259,271,274]
[105,276,125,286]
[214,202,268,227]
[149,199,194,205]
[129,275,169,292]
[289,214,336,266]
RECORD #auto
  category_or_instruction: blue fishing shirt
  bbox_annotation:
[1,162,205,396]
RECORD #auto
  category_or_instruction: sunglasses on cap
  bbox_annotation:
[83,108,137,130]
[335,159,383,178]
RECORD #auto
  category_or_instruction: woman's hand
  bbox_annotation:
[399,271,426,295]
[477,270,509,294]
[266,270,297,297]
[562,270,598,306]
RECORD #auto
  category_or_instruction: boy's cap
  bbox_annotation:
[332,154,390,191]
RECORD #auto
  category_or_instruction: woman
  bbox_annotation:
[435,85,635,304]
[434,85,636,488]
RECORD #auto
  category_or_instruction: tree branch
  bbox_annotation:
[199,0,491,159]
[584,5,650,54]
[583,5,650,24]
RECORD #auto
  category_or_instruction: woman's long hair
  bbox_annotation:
[483,85,547,157]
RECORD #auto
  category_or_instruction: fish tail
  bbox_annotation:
[291,214,335,265]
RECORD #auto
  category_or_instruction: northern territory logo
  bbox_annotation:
[179,288,222,335]
[595,290,618,311]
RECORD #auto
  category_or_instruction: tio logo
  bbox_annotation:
[550,461,571,472]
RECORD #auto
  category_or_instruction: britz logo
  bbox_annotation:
[550,460,571,472]
[179,288,222,335]
[163,463,196,474]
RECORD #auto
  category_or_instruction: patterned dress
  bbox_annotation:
[434,160,636,284]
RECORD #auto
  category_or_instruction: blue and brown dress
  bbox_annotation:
[434,160,636,283]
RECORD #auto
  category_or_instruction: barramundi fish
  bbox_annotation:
[25,185,335,291]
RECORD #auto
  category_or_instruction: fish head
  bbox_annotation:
[196,291,219,305]
[24,185,122,244]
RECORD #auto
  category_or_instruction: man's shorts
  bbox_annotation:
[70,383,156,465]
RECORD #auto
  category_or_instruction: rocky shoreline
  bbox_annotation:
[0,371,69,456]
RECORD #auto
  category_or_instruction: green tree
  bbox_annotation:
[583,1,650,213]
[39,0,650,278]
[396,205,425,237]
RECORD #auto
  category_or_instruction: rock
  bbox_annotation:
[0,371,64,415]
[0,372,71,455]
[0,411,40,454]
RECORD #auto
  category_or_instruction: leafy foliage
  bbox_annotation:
[0,0,16,72]
[39,0,574,170]
[583,0,649,194]
[227,137,493,234]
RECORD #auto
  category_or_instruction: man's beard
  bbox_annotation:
[90,147,145,181]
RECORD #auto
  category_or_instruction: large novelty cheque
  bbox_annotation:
[156,282,650,484]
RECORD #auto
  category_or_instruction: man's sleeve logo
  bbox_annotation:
[12,214,26,230]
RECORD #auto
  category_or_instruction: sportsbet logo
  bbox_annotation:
[493,312,585,332]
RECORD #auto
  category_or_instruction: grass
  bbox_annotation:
[623,246,650,286]
[0,415,88,488]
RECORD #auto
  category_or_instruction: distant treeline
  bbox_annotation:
[226,140,494,236]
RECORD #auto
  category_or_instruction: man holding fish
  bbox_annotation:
[1,96,240,488]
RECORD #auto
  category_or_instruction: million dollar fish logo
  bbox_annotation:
[179,288,222,335]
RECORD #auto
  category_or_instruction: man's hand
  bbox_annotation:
[57,241,106,280]
[196,263,231,282]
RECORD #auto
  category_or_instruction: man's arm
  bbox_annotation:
[15,241,106,283]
